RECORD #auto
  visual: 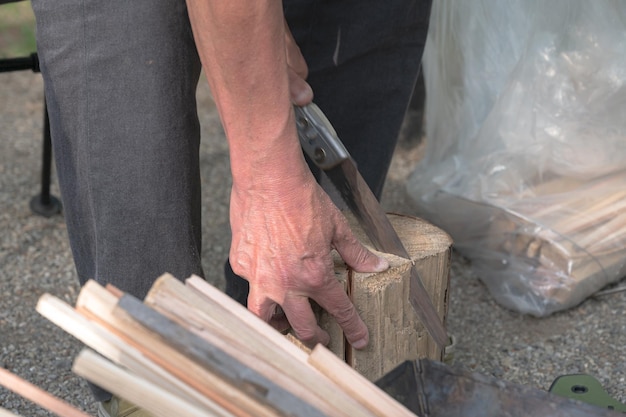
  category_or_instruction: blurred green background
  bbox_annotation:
[0,1,36,58]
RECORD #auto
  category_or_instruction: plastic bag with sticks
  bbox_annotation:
[407,0,626,316]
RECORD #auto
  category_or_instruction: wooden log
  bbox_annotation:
[321,213,452,381]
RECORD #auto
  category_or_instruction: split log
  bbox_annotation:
[72,350,211,417]
[320,213,453,381]
[147,274,380,417]
[117,293,327,417]
[76,282,284,417]
[37,291,233,416]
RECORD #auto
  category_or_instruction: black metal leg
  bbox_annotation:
[0,51,60,216]
[29,98,62,217]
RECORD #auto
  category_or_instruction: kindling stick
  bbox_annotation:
[0,367,91,417]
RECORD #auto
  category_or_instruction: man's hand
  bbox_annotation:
[229,164,388,348]
[185,0,387,348]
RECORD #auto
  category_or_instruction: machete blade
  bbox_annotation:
[325,161,448,347]
[295,103,448,347]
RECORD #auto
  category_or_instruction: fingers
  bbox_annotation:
[231,183,377,350]
[333,217,390,274]
[311,280,370,349]
[248,287,330,347]
[288,68,313,106]
[282,295,330,348]
[246,270,368,349]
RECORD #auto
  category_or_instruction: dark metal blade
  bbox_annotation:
[294,102,447,347]
[326,159,449,347]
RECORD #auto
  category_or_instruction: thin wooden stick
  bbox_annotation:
[72,349,212,417]
[594,284,626,297]
[585,214,626,254]
[184,275,310,364]
[0,367,91,417]
[549,190,626,237]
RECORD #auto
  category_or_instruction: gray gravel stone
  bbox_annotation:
[2,70,625,416]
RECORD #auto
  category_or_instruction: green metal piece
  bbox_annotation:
[549,374,626,413]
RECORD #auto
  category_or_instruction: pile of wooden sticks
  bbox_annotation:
[489,169,626,308]
[27,273,416,417]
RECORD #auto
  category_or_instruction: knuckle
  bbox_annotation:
[229,253,251,278]
[304,275,328,292]
[300,260,333,291]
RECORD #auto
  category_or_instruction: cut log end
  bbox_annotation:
[321,213,453,381]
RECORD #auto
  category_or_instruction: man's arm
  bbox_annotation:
[185,1,389,348]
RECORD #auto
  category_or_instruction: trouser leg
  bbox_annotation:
[32,0,202,401]
[226,0,432,306]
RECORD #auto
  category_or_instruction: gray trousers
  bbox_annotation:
[32,0,431,401]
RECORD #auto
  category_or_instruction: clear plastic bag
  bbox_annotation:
[407,0,626,316]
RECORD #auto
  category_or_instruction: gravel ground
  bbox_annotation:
[1,70,625,416]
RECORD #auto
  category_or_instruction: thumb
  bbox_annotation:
[333,225,389,273]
